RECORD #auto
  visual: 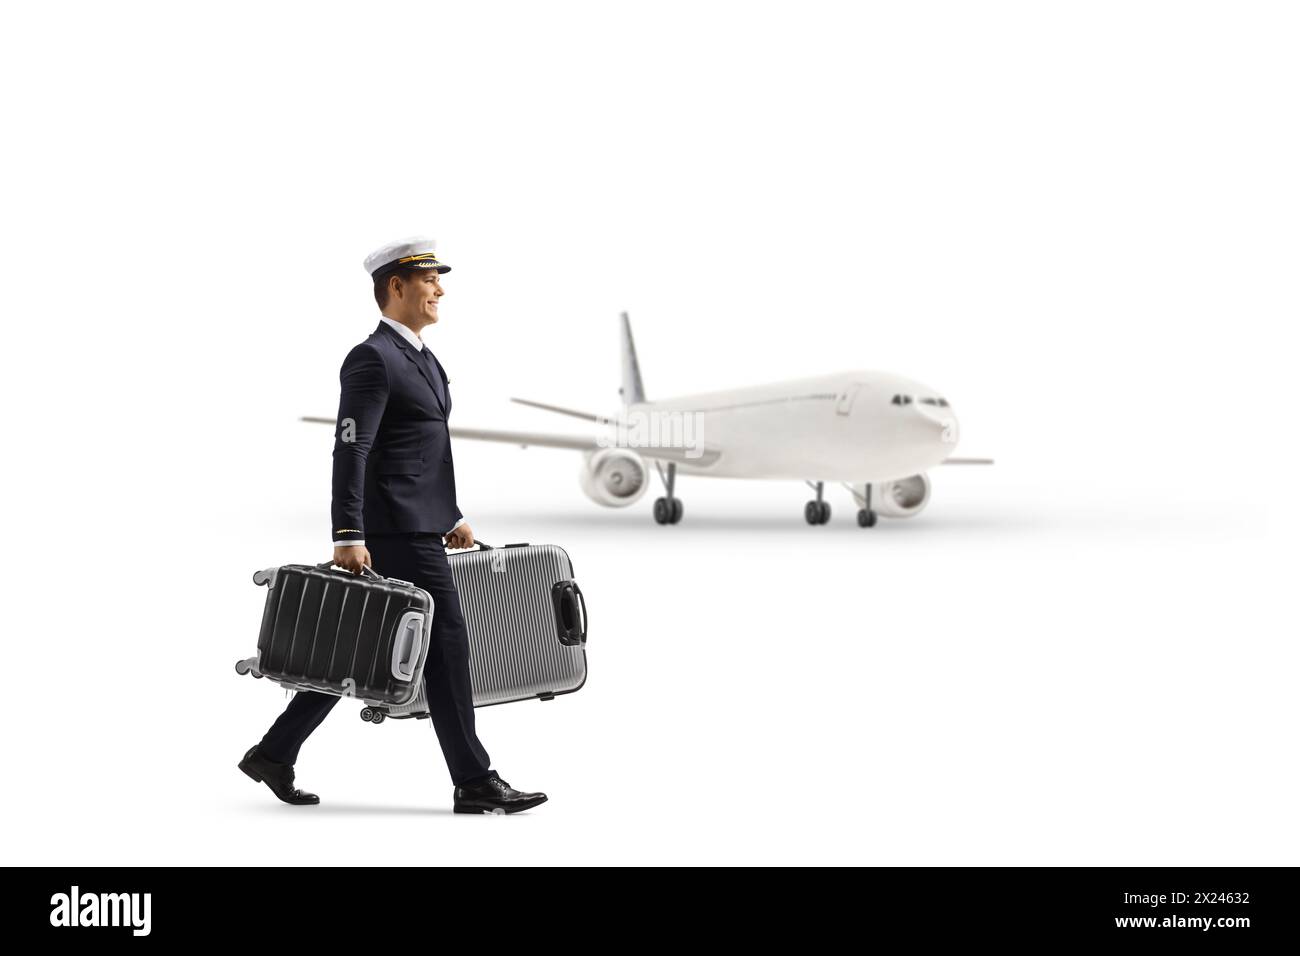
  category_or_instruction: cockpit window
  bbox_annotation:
[895,395,949,407]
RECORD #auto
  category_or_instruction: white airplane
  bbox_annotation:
[306,313,992,527]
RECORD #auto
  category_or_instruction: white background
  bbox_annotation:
[1,1,1296,865]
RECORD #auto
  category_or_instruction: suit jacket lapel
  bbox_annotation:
[376,321,446,414]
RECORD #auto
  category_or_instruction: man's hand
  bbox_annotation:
[444,522,474,550]
[333,544,372,574]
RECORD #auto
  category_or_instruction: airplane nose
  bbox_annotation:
[915,404,959,445]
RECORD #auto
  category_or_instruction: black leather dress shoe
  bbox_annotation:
[238,745,320,805]
[454,771,547,814]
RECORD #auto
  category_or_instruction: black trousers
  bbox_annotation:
[257,534,493,786]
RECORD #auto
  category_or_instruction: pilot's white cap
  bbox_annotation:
[363,236,451,278]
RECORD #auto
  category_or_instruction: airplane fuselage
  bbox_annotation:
[636,371,959,482]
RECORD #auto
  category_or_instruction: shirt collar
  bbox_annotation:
[379,315,424,352]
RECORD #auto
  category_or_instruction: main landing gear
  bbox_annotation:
[857,483,877,528]
[653,461,683,525]
[804,481,878,527]
[804,481,831,525]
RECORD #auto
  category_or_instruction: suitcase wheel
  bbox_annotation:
[360,707,374,722]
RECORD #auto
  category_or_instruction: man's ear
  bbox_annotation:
[388,274,404,301]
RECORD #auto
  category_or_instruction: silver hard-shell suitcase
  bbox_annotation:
[358,542,587,723]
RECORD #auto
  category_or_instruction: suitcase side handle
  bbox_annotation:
[315,560,383,581]
[391,611,427,681]
[449,541,494,552]
[572,581,588,645]
[551,581,587,646]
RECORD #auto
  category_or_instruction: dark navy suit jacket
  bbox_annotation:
[331,321,461,541]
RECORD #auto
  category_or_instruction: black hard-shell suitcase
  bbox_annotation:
[236,562,432,706]
[357,542,587,724]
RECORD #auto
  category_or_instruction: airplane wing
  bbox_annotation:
[451,426,598,452]
[455,426,722,465]
[509,397,615,425]
[940,457,995,465]
[300,417,722,466]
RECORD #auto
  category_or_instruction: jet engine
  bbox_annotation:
[580,448,648,507]
[872,473,931,518]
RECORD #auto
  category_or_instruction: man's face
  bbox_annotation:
[392,269,444,327]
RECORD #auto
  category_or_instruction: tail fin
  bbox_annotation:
[619,311,646,405]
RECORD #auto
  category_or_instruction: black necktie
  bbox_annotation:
[420,346,447,410]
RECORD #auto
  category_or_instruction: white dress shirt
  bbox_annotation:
[378,315,424,351]
[332,316,467,547]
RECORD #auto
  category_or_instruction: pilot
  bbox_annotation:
[239,237,548,814]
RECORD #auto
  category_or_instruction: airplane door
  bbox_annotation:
[836,384,861,415]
